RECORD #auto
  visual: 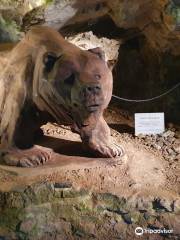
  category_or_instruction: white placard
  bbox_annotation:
[135,113,165,135]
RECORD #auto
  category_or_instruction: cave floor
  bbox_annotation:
[0,106,179,199]
[0,106,180,239]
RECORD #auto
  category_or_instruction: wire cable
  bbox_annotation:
[112,82,180,103]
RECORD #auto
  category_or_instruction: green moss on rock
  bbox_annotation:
[166,0,180,27]
[0,183,179,239]
[0,15,21,42]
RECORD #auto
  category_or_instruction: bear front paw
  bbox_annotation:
[0,146,52,167]
[89,141,124,158]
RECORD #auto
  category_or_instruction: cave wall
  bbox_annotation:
[113,34,180,123]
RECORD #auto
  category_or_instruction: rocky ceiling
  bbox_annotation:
[0,0,179,48]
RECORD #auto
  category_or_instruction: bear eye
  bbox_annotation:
[44,53,58,72]
[64,73,75,85]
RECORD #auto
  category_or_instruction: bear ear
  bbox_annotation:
[88,47,105,61]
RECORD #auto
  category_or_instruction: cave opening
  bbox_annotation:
[61,15,126,38]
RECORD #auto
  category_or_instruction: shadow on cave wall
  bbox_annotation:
[113,35,180,124]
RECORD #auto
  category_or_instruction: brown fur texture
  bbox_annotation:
[0,26,123,167]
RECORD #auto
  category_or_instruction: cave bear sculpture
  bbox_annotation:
[0,26,123,167]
